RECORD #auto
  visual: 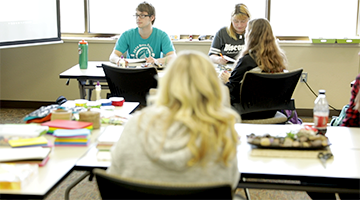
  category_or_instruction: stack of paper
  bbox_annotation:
[0,147,52,167]
[0,163,38,190]
[8,136,51,148]
[0,124,49,147]
[96,126,124,151]
[41,120,93,135]
[53,129,91,146]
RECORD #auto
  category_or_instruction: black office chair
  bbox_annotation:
[93,168,233,199]
[102,64,158,106]
[233,68,303,124]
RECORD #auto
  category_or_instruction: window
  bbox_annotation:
[60,0,85,33]
[65,0,266,35]
[270,0,358,37]
[60,0,360,37]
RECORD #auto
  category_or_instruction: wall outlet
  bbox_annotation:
[301,72,308,82]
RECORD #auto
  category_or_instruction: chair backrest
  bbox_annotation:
[93,169,233,199]
[102,64,158,105]
[236,68,303,115]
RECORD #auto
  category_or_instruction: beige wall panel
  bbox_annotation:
[1,41,359,110]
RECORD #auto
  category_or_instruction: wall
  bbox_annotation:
[1,39,359,110]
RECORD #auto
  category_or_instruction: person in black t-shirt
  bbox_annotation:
[209,3,251,65]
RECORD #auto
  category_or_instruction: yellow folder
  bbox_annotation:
[8,136,48,147]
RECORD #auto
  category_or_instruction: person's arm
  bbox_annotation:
[209,28,228,65]
[144,51,175,65]
[210,54,228,65]
[109,50,124,65]
[158,51,175,65]
[145,30,176,66]
[109,31,130,65]
[219,70,231,84]
[224,55,257,103]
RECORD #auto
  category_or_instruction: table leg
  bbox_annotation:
[242,177,251,200]
[88,80,93,101]
[78,79,87,99]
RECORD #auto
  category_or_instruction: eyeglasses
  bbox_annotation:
[133,14,150,19]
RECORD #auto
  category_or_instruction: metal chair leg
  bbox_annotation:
[64,171,91,200]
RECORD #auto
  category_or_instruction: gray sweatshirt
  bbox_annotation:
[107,106,240,190]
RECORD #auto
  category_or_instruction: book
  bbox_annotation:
[41,120,93,130]
[0,124,49,147]
[0,147,51,163]
[53,129,90,138]
[0,124,48,137]
[53,129,91,146]
[8,136,49,147]
[96,126,124,150]
[0,163,38,190]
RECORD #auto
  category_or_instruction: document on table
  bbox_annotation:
[97,125,124,145]
[0,124,48,137]
[126,59,146,63]
[0,147,51,162]
[222,55,236,63]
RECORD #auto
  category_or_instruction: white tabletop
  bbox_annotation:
[0,127,104,196]
[235,124,360,180]
[59,61,152,79]
[0,101,139,197]
[75,124,360,182]
[59,61,109,79]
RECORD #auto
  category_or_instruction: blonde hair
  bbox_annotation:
[146,50,240,166]
[227,3,251,40]
[241,18,287,72]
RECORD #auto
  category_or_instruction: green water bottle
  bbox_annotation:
[78,39,88,69]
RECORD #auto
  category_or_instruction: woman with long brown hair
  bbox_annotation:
[220,18,288,119]
[220,18,287,119]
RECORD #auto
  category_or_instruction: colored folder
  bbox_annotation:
[8,136,48,148]
[41,120,93,130]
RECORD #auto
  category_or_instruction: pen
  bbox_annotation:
[219,53,224,59]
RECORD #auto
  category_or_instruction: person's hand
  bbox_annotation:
[116,58,129,66]
[219,70,230,83]
[218,56,228,65]
[145,56,157,64]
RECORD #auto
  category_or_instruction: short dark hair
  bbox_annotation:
[136,1,156,25]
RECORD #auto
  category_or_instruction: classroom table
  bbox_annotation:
[59,61,233,100]
[0,102,139,199]
[72,124,360,199]
[235,124,360,199]
[59,61,112,100]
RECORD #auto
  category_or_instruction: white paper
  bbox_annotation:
[223,55,236,63]
[0,147,51,162]
[126,59,146,63]
[97,126,124,144]
[0,124,48,137]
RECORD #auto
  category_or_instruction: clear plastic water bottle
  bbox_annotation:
[119,55,126,68]
[313,89,329,135]
[78,39,88,69]
[95,81,101,101]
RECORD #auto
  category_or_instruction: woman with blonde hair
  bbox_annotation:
[220,18,288,119]
[209,3,251,65]
[108,50,241,192]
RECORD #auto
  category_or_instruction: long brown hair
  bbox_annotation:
[227,3,251,40]
[241,18,287,72]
